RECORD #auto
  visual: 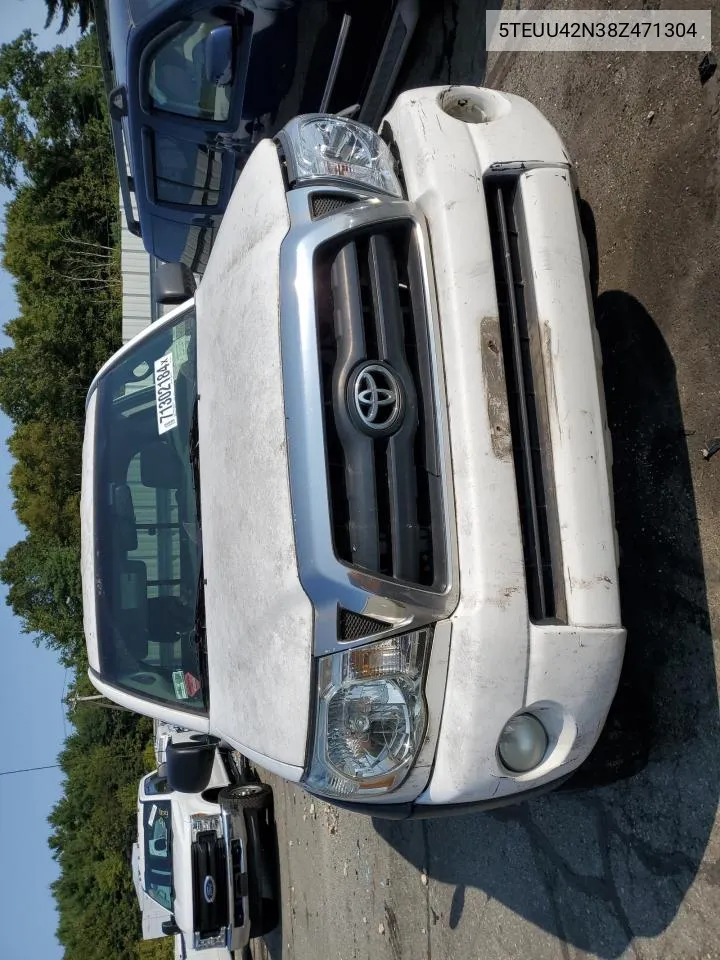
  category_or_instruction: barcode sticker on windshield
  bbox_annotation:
[172,670,188,700]
[148,804,158,827]
[154,352,178,434]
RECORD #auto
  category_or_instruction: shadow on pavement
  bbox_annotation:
[374,291,718,958]
[251,924,282,960]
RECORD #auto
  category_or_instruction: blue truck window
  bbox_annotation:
[154,136,221,207]
[148,16,232,122]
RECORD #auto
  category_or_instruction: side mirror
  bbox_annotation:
[165,738,216,794]
[204,25,233,86]
[108,84,128,120]
[161,917,181,936]
[153,261,196,306]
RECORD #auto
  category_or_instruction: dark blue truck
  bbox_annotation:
[96,0,419,272]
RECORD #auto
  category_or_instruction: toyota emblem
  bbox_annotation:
[348,362,404,436]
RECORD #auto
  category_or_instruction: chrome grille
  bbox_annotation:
[230,839,245,928]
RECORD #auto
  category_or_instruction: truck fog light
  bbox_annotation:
[498,713,548,773]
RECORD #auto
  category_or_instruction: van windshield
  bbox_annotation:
[142,799,173,910]
[91,306,207,713]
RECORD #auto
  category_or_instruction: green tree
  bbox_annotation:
[0,535,84,664]
[135,939,174,960]
[0,30,120,427]
[0,24,162,959]
[0,30,104,189]
[8,420,83,540]
[44,0,95,34]
[49,687,153,960]
[0,24,149,957]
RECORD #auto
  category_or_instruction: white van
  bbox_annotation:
[132,740,277,953]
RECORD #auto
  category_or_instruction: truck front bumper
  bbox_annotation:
[220,807,250,951]
[365,87,626,812]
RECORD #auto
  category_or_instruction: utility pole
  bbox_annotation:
[71,693,134,713]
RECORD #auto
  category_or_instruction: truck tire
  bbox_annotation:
[246,806,280,937]
[250,896,280,937]
[165,736,218,794]
[219,782,272,811]
[228,786,280,938]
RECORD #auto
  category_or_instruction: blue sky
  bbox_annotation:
[0,3,81,958]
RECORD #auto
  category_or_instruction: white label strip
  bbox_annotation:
[154,352,178,435]
[486,10,711,52]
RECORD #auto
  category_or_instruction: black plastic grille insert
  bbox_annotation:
[191,831,228,938]
[311,194,357,219]
[314,222,445,590]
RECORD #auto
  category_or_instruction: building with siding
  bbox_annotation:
[120,200,175,343]
[121,189,164,343]
[121,209,154,343]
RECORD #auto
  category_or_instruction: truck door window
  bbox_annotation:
[154,135,222,207]
[144,772,171,796]
[148,15,232,122]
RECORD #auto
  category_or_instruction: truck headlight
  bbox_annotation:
[304,629,431,800]
[278,115,402,197]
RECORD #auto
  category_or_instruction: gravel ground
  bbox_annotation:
[251,2,720,957]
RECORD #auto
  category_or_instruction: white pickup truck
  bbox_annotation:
[82,86,625,817]
[132,737,277,955]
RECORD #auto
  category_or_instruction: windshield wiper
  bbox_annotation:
[189,394,201,525]
[187,395,208,706]
[191,569,210,708]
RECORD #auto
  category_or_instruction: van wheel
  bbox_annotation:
[219,782,272,811]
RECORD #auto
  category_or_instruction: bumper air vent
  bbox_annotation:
[485,177,566,623]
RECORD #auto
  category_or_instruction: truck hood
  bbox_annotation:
[196,140,313,773]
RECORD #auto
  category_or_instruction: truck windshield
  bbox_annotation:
[142,799,173,910]
[92,307,207,713]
